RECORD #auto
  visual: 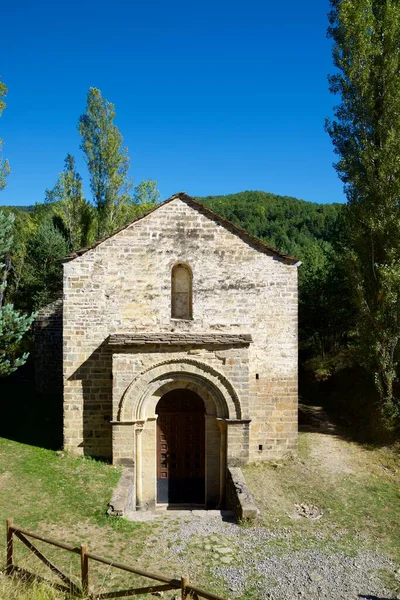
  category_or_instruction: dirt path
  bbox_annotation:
[299,404,356,474]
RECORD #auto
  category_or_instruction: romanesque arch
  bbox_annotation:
[117,358,242,423]
[112,358,244,509]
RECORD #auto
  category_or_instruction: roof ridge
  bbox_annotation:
[62,192,298,264]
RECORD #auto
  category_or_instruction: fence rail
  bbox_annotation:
[5,519,230,600]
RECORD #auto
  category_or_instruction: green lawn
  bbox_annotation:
[1,427,399,599]
[0,438,156,599]
[243,433,400,560]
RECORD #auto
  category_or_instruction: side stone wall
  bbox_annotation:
[226,466,259,521]
[34,299,63,394]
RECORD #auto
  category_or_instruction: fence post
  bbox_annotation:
[80,544,89,595]
[6,519,13,574]
[181,575,190,599]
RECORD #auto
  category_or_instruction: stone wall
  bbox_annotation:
[63,195,298,461]
[226,466,259,521]
[111,343,250,508]
[35,299,63,394]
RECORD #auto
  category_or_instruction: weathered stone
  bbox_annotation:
[226,466,260,521]
[34,299,63,394]
[214,547,233,555]
[220,556,234,564]
[36,192,299,511]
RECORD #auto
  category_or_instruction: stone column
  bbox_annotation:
[135,421,145,509]
[140,418,157,509]
[216,418,228,508]
[205,415,220,507]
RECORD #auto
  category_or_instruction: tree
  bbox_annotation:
[22,219,68,309]
[0,79,35,377]
[78,88,132,238]
[0,79,11,190]
[133,180,160,205]
[0,211,35,376]
[45,154,94,250]
[326,0,400,423]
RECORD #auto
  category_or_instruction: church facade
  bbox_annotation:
[41,193,299,510]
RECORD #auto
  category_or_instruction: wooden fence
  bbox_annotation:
[5,519,230,600]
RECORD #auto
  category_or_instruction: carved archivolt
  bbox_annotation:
[118,358,242,421]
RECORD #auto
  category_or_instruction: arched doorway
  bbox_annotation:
[156,389,205,505]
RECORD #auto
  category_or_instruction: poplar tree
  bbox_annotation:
[0,78,10,190]
[326,0,400,423]
[78,88,132,238]
[133,180,160,205]
[46,154,94,250]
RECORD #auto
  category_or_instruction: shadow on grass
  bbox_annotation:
[359,596,399,600]
[0,364,62,451]
[299,361,400,449]
[298,403,399,454]
[4,566,74,595]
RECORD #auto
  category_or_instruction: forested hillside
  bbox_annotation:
[198,191,342,257]
[0,189,395,438]
[198,191,352,356]
[198,191,368,430]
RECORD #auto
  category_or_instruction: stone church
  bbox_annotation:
[36,192,299,511]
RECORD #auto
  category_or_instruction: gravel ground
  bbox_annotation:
[127,410,400,599]
[139,514,400,600]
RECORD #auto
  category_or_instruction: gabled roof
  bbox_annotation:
[62,192,298,264]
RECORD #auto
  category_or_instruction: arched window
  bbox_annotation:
[171,263,192,319]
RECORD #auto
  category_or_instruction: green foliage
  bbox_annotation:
[198,191,354,361]
[133,180,160,205]
[0,78,11,191]
[78,87,132,238]
[20,219,68,309]
[0,303,34,376]
[327,0,400,424]
[45,154,95,250]
[199,190,341,254]
[0,211,35,376]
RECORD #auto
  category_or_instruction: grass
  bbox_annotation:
[0,573,66,600]
[0,438,158,599]
[242,432,400,559]
[0,423,399,599]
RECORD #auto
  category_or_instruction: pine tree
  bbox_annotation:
[0,211,35,376]
[22,219,68,309]
[0,79,35,377]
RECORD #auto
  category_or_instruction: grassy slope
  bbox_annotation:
[0,439,155,599]
[0,427,399,599]
[244,434,400,558]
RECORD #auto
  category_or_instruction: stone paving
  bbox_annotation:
[125,508,235,522]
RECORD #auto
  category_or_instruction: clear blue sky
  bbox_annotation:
[1,0,344,207]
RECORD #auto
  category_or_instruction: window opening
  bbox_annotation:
[171,263,192,319]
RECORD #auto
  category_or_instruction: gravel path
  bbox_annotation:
[138,513,400,599]
[126,408,400,599]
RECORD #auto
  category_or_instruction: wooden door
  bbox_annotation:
[156,390,205,504]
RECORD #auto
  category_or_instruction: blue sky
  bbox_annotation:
[1,0,344,206]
